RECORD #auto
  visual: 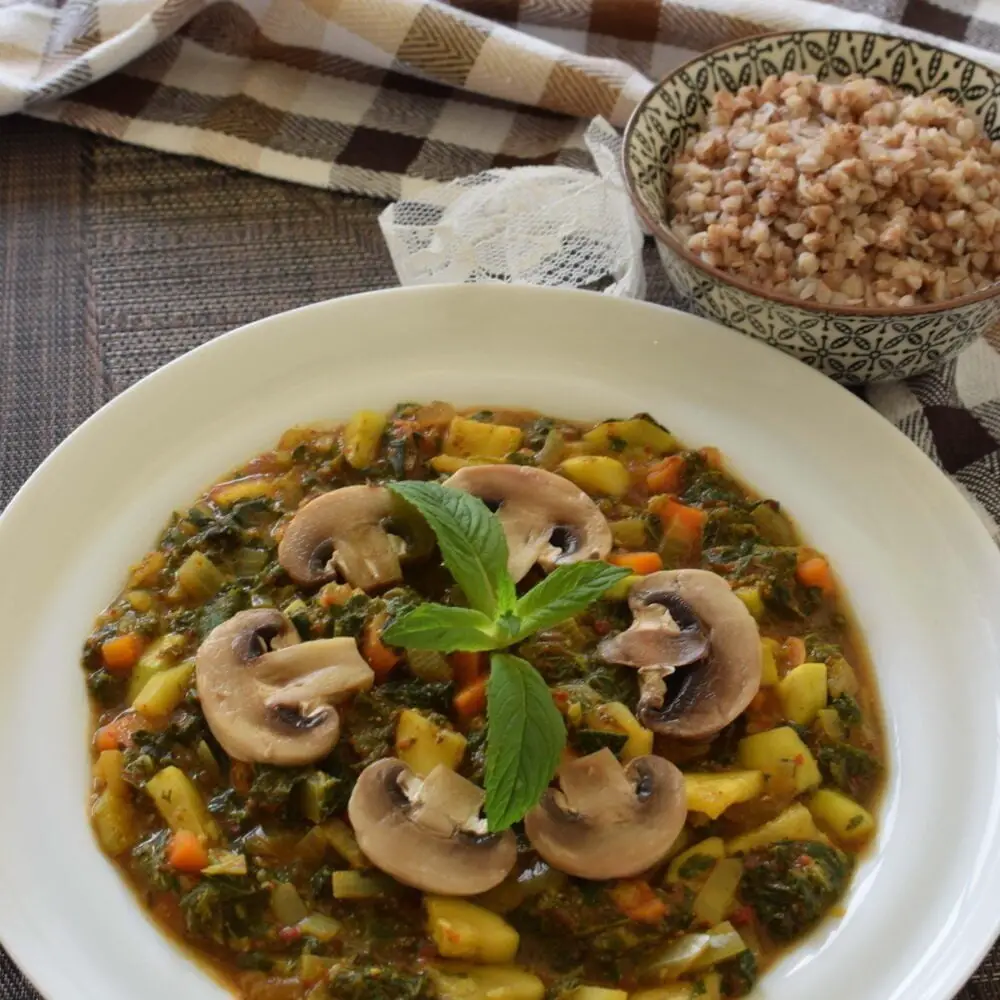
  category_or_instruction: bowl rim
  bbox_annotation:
[622,27,1000,319]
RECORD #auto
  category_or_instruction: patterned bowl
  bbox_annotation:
[623,29,1000,384]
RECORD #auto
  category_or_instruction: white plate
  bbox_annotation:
[0,285,998,1000]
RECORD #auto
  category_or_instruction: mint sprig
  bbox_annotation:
[382,480,630,830]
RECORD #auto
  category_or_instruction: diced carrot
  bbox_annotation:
[94,726,120,752]
[646,455,685,494]
[701,446,724,470]
[797,555,835,594]
[659,498,708,534]
[318,582,355,608]
[454,677,488,720]
[609,551,664,575]
[610,880,669,923]
[230,761,253,795]
[450,651,486,689]
[782,636,806,669]
[167,830,209,872]
[362,613,402,680]
[101,633,145,674]
[93,711,146,751]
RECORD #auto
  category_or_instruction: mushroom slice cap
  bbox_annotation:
[348,759,516,896]
[196,609,374,766]
[599,569,761,741]
[443,465,612,582]
[524,748,686,881]
[277,485,404,590]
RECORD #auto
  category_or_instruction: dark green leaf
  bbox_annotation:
[381,603,499,652]
[513,562,631,639]
[485,653,566,831]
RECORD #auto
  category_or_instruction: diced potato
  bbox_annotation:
[604,573,642,602]
[444,417,523,460]
[299,954,336,984]
[92,789,138,855]
[692,860,743,927]
[145,766,220,843]
[734,586,765,620]
[427,898,519,964]
[582,418,678,455]
[176,551,225,601]
[737,726,821,793]
[209,475,277,506]
[297,914,342,942]
[396,708,467,776]
[431,455,472,475]
[584,702,653,761]
[132,660,195,719]
[610,518,649,549]
[332,870,393,899]
[559,456,630,498]
[430,964,545,1000]
[94,749,127,798]
[631,988,700,1000]
[807,789,875,845]
[271,882,309,925]
[816,707,844,742]
[638,932,711,983]
[320,818,367,868]
[664,827,693,861]
[759,638,779,687]
[127,633,187,703]
[689,922,748,971]
[128,550,166,588]
[726,803,826,855]
[685,771,764,820]
[569,989,627,1000]
[344,409,388,469]
[201,850,247,876]
[827,656,860,698]
[778,661,828,726]
[667,838,725,885]
[126,589,153,612]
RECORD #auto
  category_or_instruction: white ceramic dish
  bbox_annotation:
[0,285,998,1000]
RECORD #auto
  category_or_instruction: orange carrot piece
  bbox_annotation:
[700,446,724,470]
[230,761,253,796]
[646,455,685,494]
[93,711,146,751]
[655,498,707,534]
[797,556,835,594]
[94,725,121,752]
[167,830,209,873]
[450,651,486,689]
[782,636,807,669]
[101,633,145,674]
[454,677,488,720]
[362,614,402,680]
[610,880,669,924]
[609,551,664,575]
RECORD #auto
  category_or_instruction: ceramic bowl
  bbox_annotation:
[623,29,1000,384]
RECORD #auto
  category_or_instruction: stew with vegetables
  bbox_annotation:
[83,402,884,1000]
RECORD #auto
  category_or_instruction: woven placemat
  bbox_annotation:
[0,113,997,1000]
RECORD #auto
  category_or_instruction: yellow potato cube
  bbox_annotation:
[396,709,467,776]
[430,964,545,1000]
[132,661,195,719]
[688,922,748,971]
[570,989,628,1000]
[427,898,520,964]
[92,789,138,855]
[815,707,844,742]
[558,456,631,498]
[631,989,700,1000]
[778,661,828,726]
[344,409,388,469]
[145,766,219,843]
[692,860,743,927]
[209,475,277,507]
[667,837,725,885]
[759,638,780,687]
[734,586,765,620]
[127,633,187,704]
[684,771,764,820]
[725,803,826,855]
[737,726,821,793]
[582,418,678,455]
[444,417,523,459]
[807,788,875,845]
[584,702,653,761]
[94,749,127,799]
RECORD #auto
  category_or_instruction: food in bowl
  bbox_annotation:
[82,403,884,1000]
[668,71,1000,308]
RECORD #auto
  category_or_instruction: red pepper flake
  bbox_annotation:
[731,905,754,926]
[794,753,805,766]
[593,620,611,636]
[277,925,302,943]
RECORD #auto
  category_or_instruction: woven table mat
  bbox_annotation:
[0,113,998,1000]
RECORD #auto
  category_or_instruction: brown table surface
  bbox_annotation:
[1,113,997,1000]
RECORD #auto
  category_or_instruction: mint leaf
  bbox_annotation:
[388,481,515,619]
[512,561,631,640]
[485,653,566,831]
[381,604,499,652]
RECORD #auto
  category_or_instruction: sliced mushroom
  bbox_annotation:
[599,570,761,740]
[524,748,686,880]
[278,485,431,590]
[443,465,612,582]
[196,608,374,765]
[348,759,517,895]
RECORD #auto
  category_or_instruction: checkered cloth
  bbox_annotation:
[2,0,999,544]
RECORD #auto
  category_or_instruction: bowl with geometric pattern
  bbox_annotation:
[623,29,1000,384]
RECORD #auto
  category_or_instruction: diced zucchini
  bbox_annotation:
[271,882,309,925]
[737,726,821,793]
[91,789,138,855]
[569,989,627,1000]
[176,551,225,601]
[807,788,875,845]
[145,766,220,843]
[827,656,860,698]
[692,859,743,927]
[126,633,187,703]
[300,771,346,825]
[610,518,649,549]
[584,702,653,761]
[734,586,765,621]
[559,456,630,498]
[474,863,568,914]
[319,818,367,868]
[299,954,336,984]
[444,417,523,460]
[297,914,343,942]
[759,638,780,687]
[582,417,678,455]
[132,660,195,719]
[429,964,545,1000]
[637,932,711,983]
[408,649,454,682]
[688,922,748,971]
[685,771,764,820]
[332,870,394,899]
[94,749,127,799]
[426,898,519,964]
[201,850,247,876]
[604,573,642,602]
[344,410,388,469]
[667,838,725,886]
[778,661,828,726]
[726,803,826,855]
[396,708,467,776]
